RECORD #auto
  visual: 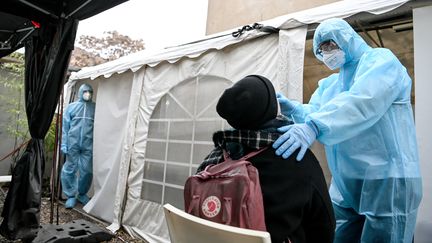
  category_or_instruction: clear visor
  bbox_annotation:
[316,40,340,56]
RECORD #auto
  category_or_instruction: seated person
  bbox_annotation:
[197,75,335,243]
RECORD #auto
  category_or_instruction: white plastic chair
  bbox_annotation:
[163,203,271,243]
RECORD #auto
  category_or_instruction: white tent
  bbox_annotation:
[66,0,432,242]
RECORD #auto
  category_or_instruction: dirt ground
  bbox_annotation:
[0,193,146,243]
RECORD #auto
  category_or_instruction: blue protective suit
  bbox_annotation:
[290,19,422,242]
[61,84,95,203]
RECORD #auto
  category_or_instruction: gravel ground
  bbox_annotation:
[0,189,146,243]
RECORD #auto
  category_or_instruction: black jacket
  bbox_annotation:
[198,127,335,243]
[247,147,335,243]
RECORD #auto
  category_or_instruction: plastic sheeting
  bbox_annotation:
[0,20,78,240]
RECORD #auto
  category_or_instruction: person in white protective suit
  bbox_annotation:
[272,18,422,242]
[61,83,95,209]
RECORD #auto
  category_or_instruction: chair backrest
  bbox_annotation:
[163,203,271,243]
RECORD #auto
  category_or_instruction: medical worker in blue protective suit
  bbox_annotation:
[273,18,422,242]
[61,83,95,209]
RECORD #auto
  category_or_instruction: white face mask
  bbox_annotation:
[83,92,92,101]
[322,49,346,70]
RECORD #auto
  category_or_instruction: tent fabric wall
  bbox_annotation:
[276,27,307,102]
[115,34,301,242]
[413,5,432,243]
[81,72,133,222]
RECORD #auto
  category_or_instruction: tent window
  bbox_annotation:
[192,144,215,165]
[167,142,191,163]
[195,121,223,141]
[164,186,184,208]
[169,121,193,140]
[141,182,163,204]
[166,164,190,185]
[143,162,164,181]
[142,76,231,209]
[148,121,168,139]
[145,141,166,161]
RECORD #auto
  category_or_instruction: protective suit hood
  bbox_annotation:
[78,83,93,102]
[313,18,371,64]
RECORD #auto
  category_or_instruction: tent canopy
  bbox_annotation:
[0,0,127,58]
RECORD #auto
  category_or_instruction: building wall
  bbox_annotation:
[206,0,338,34]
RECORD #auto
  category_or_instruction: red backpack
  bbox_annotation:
[184,147,267,231]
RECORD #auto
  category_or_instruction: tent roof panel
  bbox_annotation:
[71,0,426,81]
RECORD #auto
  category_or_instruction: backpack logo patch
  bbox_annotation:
[202,196,221,218]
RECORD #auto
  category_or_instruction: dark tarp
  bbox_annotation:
[0,0,128,240]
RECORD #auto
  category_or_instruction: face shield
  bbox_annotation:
[316,40,340,56]
[316,40,346,70]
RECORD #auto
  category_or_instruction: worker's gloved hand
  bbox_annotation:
[61,146,68,155]
[276,93,297,116]
[273,122,318,161]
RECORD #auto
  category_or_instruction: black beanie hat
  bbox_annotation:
[216,75,277,130]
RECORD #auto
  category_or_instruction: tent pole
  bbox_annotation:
[16,28,35,46]
[49,91,62,224]
[17,0,58,19]
[355,20,381,47]
[375,29,385,47]
[56,90,64,225]
[65,0,93,19]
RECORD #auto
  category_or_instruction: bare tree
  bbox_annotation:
[70,31,145,67]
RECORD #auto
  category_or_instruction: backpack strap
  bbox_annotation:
[199,147,268,179]
[238,146,268,161]
[222,146,268,162]
[200,160,251,179]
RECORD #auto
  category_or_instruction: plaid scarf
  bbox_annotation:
[196,116,292,173]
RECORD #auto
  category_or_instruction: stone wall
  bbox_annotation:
[206,0,338,34]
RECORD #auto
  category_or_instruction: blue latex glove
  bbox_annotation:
[273,122,318,161]
[61,145,68,155]
[276,92,297,116]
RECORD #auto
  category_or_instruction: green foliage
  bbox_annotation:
[0,52,29,163]
[0,52,57,161]
[1,52,25,74]
[1,52,59,164]
[44,116,58,154]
